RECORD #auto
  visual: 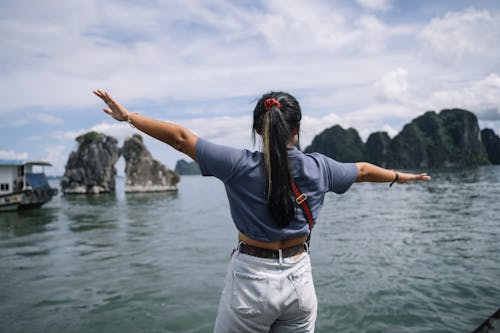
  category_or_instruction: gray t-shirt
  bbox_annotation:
[196,138,358,242]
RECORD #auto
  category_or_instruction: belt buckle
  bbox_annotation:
[296,193,307,205]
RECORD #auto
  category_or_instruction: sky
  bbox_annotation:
[1,0,500,176]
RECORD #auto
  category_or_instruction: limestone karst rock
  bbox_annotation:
[174,159,201,175]
[121,134,179,192]
[60,131,120,194]
[481,128,500,164]
[365,131,392,168]
[304,125,365,162]
[305,109,491,168]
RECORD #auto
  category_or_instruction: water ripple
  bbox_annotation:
[0,169,499,332]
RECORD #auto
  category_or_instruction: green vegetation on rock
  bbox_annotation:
[76,131,110,146]
[481,128,500,164]
[305,109,494,168]
[304,125,365,162]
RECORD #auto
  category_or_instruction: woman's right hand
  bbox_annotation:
[93,89,130,122]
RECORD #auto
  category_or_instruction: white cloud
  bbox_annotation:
[0,150,28,160]
[356,0,392,11]
[43,144,67,174]
[382,124,398,138]
[301,113,342,146]
[50,129,86,142]
[428,73,500,114]
[0,0,415,114]
[26,112,64,125]
[90,122,136,142]
[419,7,500,65]
[375,68,409,103]
[182,116,253,149]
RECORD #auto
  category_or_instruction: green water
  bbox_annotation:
[1,166,499,333]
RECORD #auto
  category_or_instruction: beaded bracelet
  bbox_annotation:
[127,112,138,128]
[389,170,399,187]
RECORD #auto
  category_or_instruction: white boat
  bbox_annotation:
[0,160,58,212]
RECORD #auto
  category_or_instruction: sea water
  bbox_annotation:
[1,166,499,333]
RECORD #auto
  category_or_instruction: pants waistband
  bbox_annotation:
[237,242,308,260]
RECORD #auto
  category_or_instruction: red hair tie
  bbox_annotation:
[264,98,281,112]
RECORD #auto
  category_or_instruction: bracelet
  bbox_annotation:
[127,112,138,128]
[389,170,399,187]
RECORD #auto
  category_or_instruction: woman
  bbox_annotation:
[94,89,430,332]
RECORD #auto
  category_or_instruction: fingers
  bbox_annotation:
[107,93,120,106]
[414,173,431,181]
[93,89,113,105]
[93,89,106,100]
[398,172,431,184]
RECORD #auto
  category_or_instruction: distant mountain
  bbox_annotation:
[305,109,495,168]
[175,159,201,175]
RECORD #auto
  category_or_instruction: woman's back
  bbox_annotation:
[196,138,358,243]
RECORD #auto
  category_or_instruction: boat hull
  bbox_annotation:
[0,193,22,212]
[19,188,58,209]
[0,188,58,212]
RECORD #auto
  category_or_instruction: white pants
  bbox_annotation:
[214,250,317,333]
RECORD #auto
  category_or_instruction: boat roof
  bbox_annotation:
[0,160,52,167]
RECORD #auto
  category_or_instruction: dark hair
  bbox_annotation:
[252,91,302,227]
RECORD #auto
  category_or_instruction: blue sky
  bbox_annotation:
[1,0,500,175]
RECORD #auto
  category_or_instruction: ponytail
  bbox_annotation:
[253,92,302,227]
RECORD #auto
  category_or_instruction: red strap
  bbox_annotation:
[290,180,314,232]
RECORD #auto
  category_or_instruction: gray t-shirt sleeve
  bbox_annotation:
[322,155,358,194]
[195,137,246,183]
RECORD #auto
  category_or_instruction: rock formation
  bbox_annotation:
[365,131,392,168]
[481,128,500,164]
[304,125,365,162]
[121,134,179,192]
[61,132,120,194]
[305,109,492,168]
[175,159,201,175]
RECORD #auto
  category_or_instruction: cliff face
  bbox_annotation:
[305,109,492,168]
[481,128,500,164]
[60,132,120,194]
[121,134,179,192]
[365,131,392,168]
[175,159,201,175]
[304,125,365,162]
[390,109,489,168]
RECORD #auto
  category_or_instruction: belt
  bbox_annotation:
[238,242,307,259]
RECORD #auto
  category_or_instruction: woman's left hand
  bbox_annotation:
[397,172,431,184]
[93,89,131,122]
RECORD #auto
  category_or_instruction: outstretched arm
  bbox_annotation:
[355,162,430,184]
[93,89,198,160]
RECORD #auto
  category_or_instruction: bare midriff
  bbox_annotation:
[238,232,309,250]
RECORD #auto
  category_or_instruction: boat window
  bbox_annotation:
[0,183,9,191]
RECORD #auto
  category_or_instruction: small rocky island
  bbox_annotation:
[122,134,179,192]
[61,132,179,194]
[305,109,499,168]
[174,159,201,175]
[60,132,120,194]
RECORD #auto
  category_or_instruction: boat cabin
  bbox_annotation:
[0,160,57,211]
